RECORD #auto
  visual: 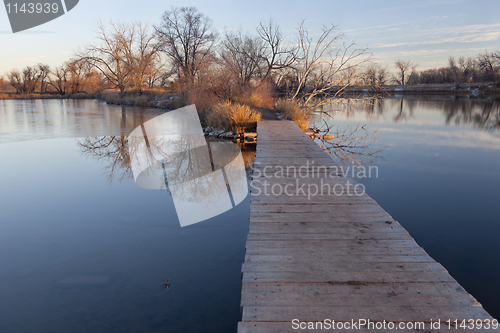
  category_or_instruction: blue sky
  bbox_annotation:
[1,0,499,74]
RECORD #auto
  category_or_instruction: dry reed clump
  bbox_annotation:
[207,101,261,133]
[275,99,310,131]
[235,82,274,109]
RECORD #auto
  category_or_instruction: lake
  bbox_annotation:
[0,99,251,333]
[0,97,498,332]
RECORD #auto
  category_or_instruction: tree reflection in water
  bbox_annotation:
[312,96,500,168]
[78,136,256,185]
[77,136,132,184]
[312,98,387,169]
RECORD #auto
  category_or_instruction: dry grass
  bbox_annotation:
[235,82,275,109]
[0,92,100,100]
[102,91,186,109]
[275,99,310,131]
[207,101,261,133]
[186,86,219,121]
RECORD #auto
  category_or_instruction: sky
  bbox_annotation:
[1,0,499,75]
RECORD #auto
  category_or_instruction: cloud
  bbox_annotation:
[371,23,500,48]
[376,0,471,13]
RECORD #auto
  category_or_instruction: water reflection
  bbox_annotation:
[0,99,253,333]
[321,97,500,131]
[0,99,164,144]
[78,136,132,183]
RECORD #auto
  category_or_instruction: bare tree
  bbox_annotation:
[77,20,136,94]
[477,51,499,89]
[7,70,23,94]
[7,67,38,94]
[155,6,217,84]
[363,64,377,85]
[449,56,474,88]
[377,66,388,86]
[394,59,417,85]
[256,19,296,82]
[36,63,50,93]
[130,22,161,91]
[22,66,38,93]
[48,65,69,95]
[0,75,6,93]
[290,21,372,111]
[221,28,265,86]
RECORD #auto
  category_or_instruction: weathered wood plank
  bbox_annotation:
[241,281,466,295]
[245,246,428,256]
[250,203,386,212]
[250,215,397,223]
[244,254,435,264]
[245,239,420,249]
[250,196,377,204]
[248,222,406,232]
[246,232,412,240]
[241,262,446,273]
[241,305,492,322]
[237,322,472,333]
[241,293,477,307]
[242,271,455,283]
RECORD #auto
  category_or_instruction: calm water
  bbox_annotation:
[0,100,251,333]
[1,97,499,332]
[313,96,500,319]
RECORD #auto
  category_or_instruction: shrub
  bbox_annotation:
[207,101,261,133]
[235,81,275,109]
[275,99,310,131]
[102,93,123,104]
[186,85,219,122]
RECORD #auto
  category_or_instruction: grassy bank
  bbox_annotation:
[0,92,101,100]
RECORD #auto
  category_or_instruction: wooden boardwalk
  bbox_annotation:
[238,120,498,332]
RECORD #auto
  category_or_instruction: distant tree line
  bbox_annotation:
[364,52,500,88]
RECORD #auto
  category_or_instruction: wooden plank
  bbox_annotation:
[241,305,493,322]
[238,319,500,333]
[241,293,477,307]
[245,246,428,256]
[250,203,386,211]
[241,261,446,274]
[250,196,377,205]
[248,222,406,232]
[250,215,397,223]
[245,239,420,249]
[244,254,436,264]
[241,281,466,295]
[246,232,412,240]
[241,262,446,273]
[242,271,456,283]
